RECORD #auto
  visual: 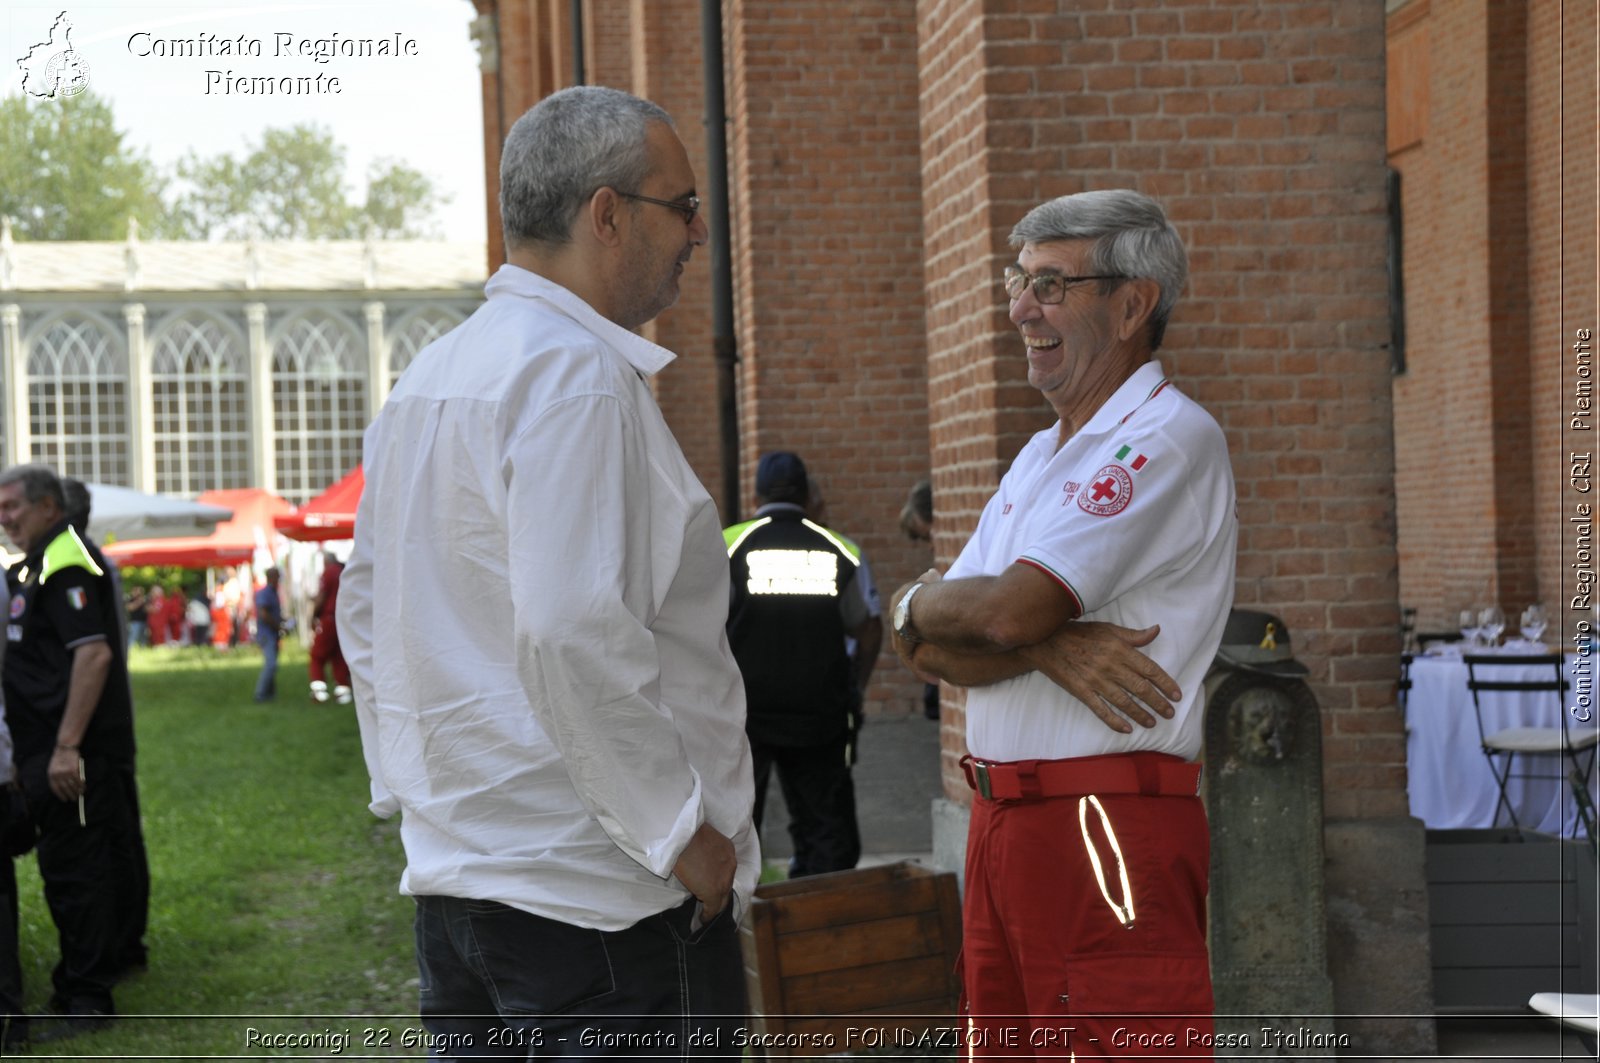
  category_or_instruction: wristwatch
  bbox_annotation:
[893,582,926,644]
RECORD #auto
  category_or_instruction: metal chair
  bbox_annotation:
[1464,654,1599,834]
[1398,652,1415,728]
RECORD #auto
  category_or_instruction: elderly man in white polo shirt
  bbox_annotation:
[891,189,1236,1059]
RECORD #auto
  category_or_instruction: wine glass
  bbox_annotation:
[1477,605,1506,648]
[1519,604,1548,645]
[1458,608,1481,648]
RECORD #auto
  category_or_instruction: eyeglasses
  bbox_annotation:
[619,191,701,225]
[1003,266,1127,305]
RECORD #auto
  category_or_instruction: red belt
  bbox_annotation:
[960,752,1202,801]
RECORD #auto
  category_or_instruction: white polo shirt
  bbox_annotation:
[946,360,1237,763]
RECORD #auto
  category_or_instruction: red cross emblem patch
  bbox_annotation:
[8,594,23,620]
[1078,464,1133,517]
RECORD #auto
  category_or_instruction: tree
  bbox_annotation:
[165,124,448,241]
[0,94,447,242]
[0,91,168,240]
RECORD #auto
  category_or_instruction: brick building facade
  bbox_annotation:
[1388,0,1597,639]
[465,0,1596,1047]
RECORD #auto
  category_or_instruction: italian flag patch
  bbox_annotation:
[66,587,87,611]
[1114,444,1149,472]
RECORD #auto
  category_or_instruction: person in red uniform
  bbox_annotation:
[890,190,1236,1060]
[306,552,350,704]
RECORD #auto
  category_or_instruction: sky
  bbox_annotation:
[4,1,489,242]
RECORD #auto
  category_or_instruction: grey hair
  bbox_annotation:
[499,86,673,249]
[1009,190,1188,351]
[0,464,65,511]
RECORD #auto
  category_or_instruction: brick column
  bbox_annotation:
[914,1,1420,1049]
[725,0,932,715]
[633,0,724,514]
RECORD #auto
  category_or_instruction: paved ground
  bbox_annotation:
[755,710,944,862]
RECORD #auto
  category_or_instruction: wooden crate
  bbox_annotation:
[1426,829,1599,1013]
[739,860,962,1055]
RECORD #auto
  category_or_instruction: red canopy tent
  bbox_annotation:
[102,488,292,569]
[273,466,363,542]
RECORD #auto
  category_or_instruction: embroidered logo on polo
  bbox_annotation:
[1079,444,1151,517]
[1079,465,1133,516]
[1060,481,1081,506]
[8,594,23,620]
[66,587,87,611]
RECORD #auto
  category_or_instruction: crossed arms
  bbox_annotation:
[888,561,1181,734]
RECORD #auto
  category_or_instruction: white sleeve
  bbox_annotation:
[338,470,398,819]
[1018,421,1230,615]
[504,393,703,879]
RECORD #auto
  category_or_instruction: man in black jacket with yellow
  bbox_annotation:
[724,452,876,877]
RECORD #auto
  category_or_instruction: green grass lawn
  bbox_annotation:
[11,643,425,1058]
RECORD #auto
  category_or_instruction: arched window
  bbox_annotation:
[272,313,366,503]
[27,315,130,484]
[151,317,251,496]
[389,309,461,387]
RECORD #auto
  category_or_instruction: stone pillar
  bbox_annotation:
[0,305,24,468]
[364,301,388,418]
[246,303,274,493]
[123,303,153,492]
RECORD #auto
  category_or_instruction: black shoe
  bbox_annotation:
[30,1009,114,1045]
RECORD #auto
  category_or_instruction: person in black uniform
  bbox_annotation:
[0,465,139,1041]
[724,452,877,877]
[60,479,150,985]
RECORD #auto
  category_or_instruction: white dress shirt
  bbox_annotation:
[946,361,1237,764]
[339,264,759,931]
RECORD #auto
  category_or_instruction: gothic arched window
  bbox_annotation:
[27,315,130,484]
[151,316,251,496]
[389,309,461,387]
[271,313,366,503]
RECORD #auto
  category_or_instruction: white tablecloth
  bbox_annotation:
[1405,650,1598,835]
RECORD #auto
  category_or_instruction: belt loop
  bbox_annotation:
[1134,755,1161,796]
[960,755,993,800]
[1015,759,1042,800]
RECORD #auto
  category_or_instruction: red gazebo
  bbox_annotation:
[273,466,363,542]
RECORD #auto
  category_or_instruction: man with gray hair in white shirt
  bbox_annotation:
[339,86,757,1058]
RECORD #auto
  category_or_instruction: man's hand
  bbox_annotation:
[47,746,83,803]
[672,821,737,921]
[1019,622,1183,734]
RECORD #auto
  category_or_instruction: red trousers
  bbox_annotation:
[308,623,349,686]
[961,753,1214,1060]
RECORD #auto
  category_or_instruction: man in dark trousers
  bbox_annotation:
[253,568,282,703]
[59,479,149,986]
[0,465,140,1041]
[724,452,877,877]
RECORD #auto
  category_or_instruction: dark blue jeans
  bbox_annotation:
[254,636,278,700]
[414,894,747,1060]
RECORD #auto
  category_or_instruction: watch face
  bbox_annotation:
[894,586,915,636]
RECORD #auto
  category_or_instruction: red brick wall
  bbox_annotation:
[581,0,632,89]
[632,0,725,514]
[726,0,933,716]
[916,1,1401,816]
[1529,2,1598,640]
[1389,0,1594,637]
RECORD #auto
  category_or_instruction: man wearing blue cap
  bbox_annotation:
[724,452,876,876]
